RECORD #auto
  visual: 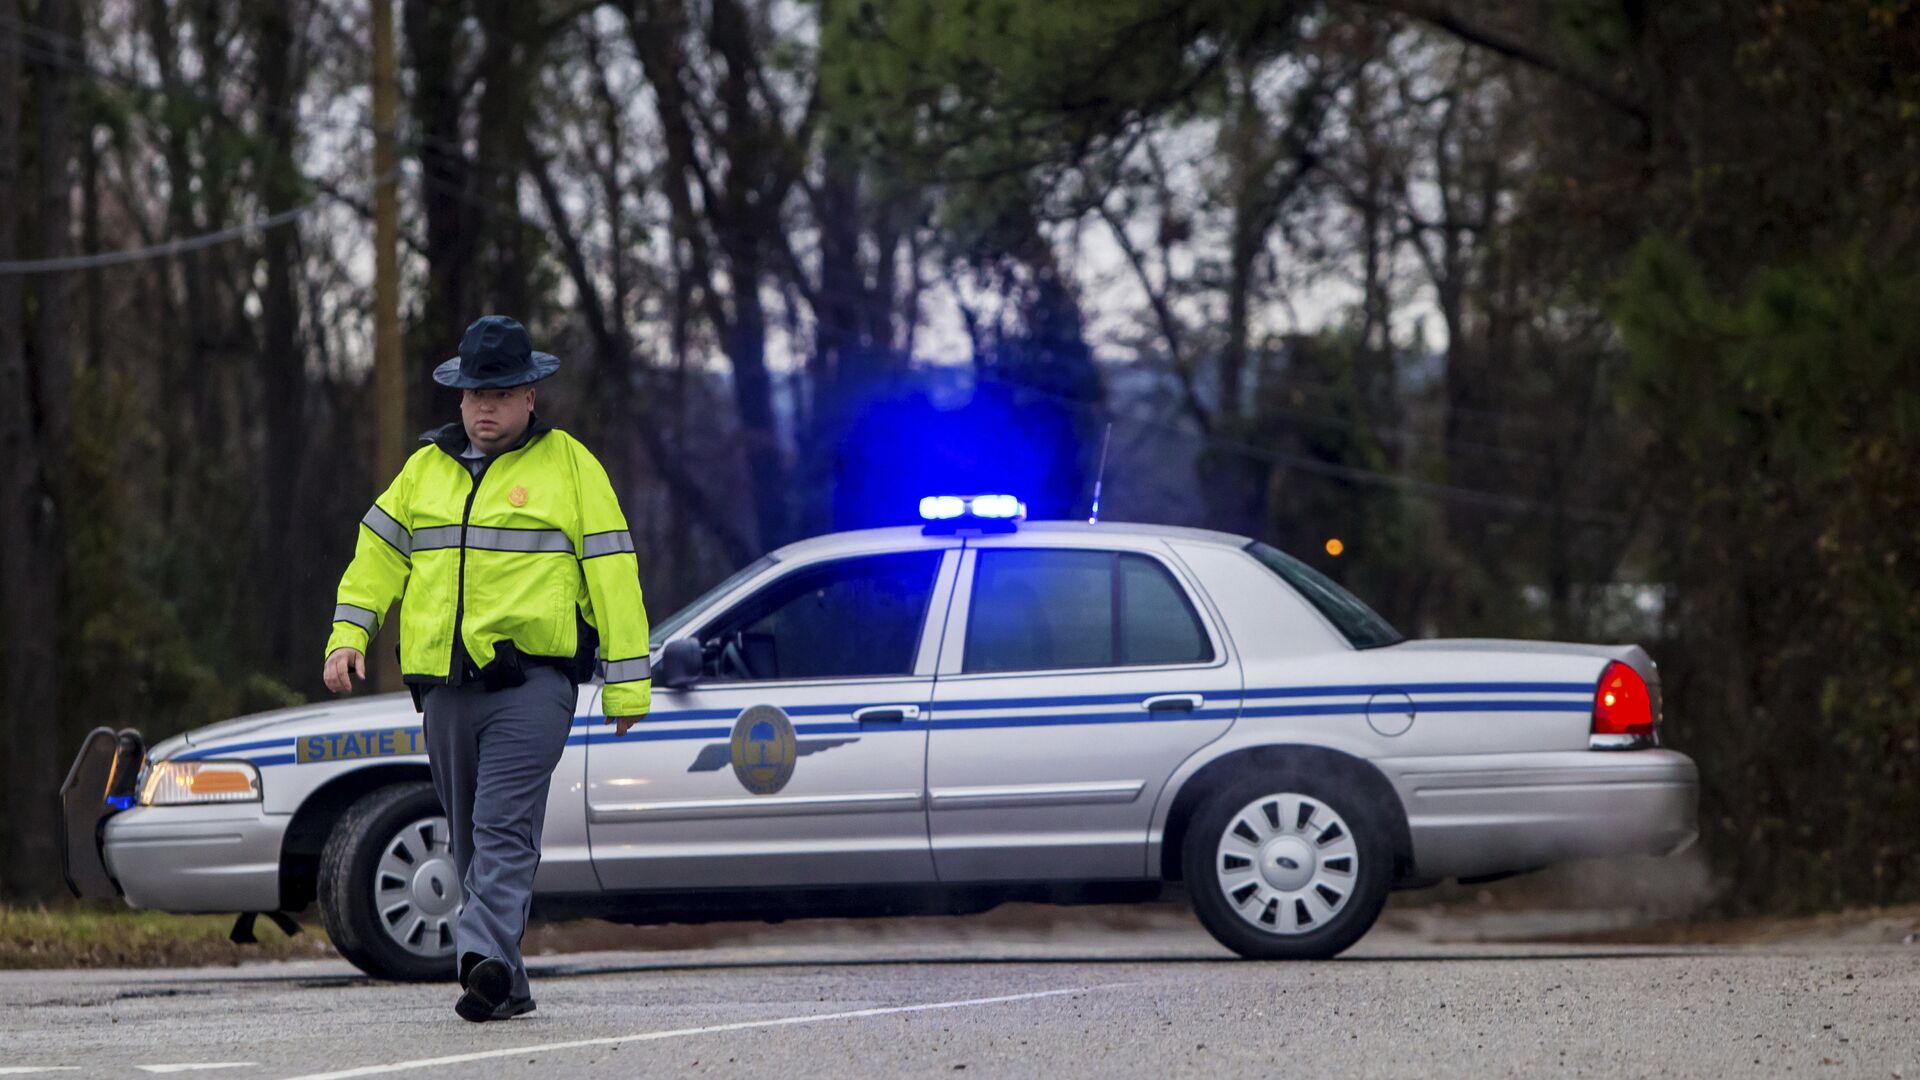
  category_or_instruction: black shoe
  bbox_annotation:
[455,957,511,1023]
[490,996,536,1020]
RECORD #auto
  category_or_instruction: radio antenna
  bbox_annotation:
[1087,421,1113,524]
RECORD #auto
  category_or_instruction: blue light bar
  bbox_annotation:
[969,494,1024,519]
[918,493,1027,531]
[918,495,967,520]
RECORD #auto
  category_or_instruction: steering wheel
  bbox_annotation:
[712,630,752,680]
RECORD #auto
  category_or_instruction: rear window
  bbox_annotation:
[1243,541,1402,649]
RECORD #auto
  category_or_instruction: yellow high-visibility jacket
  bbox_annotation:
[325,417,651,716]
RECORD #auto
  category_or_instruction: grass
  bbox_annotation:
[0,902,336,970]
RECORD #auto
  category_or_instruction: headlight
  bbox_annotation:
[138,760,262,805]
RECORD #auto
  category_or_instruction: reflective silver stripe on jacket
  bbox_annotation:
[465,526,574,554]
[333,604,377,632]
[412,525,463,552]
[603,656,651,683]
[361,505,411,556]
[582,530,636,559]
[407,525,572,554]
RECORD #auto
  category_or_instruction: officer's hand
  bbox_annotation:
[324,647,366,694]
[611,714,646,737]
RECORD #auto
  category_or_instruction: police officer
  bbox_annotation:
[321,315,651,1022]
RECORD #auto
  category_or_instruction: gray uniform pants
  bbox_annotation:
[421,665,576,1003]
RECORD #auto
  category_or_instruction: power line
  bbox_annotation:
[1112,401,1628,523]
[0,170,398,274]
[1,197,333,274]
[0,16,391,274]
[969,369,1630,524]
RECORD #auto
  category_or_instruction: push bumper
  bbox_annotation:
[1380,749,1699,882]
[63,725,289,912]
[59,727,144,899]
[103,804,290,913]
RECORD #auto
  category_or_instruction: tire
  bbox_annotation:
[1181,764,1393,960]
[318,782,459,982]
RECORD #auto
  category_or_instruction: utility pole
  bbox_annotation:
[371,0,404,692]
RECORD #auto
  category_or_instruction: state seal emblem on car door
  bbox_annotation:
[729,704,797,795]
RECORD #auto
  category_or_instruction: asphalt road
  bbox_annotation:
[3,915,1916,1079]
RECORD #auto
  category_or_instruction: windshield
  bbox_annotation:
[646,554,779,649]
[1243,541,1403,649]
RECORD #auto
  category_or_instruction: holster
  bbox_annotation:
[567,615,601,684]
[477,641,529,691]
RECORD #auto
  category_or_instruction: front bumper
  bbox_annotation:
[102,804,290,912]
[1380,749,1699,882]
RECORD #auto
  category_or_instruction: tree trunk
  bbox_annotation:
[403,0,474,433]
[252,0,308,677]
[1207,71,1274,535]
[711,0,788,548]
[0,0,27,900]
[473,0,535,319]
[805,132,863,535]
[142,0,218,539]
[0,0,78,899]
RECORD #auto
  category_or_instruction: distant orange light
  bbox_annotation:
[1324,538,1345,557]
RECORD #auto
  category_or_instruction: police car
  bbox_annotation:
[60,497,1699,980]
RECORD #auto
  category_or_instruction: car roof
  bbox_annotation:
[767,519,1257,562]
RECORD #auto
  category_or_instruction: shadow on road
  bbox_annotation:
[141,945,1720,991]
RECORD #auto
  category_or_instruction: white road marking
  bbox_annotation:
[276,983,1119,1080]
[136,1067,259,1074]
[0,1070,83,1076]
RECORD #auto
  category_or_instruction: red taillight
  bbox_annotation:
[1592,661,1654,738]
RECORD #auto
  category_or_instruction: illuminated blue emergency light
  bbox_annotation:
[919,493,1025,534]
[105,794,135,810]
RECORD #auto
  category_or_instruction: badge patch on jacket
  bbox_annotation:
[508,485,529,507]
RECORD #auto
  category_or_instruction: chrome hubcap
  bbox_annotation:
[1215,793,1359,936]
[373,815,459,959]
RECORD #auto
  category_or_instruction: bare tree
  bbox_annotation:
[0,0,81,898]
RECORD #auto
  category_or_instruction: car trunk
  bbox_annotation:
[1386,638,1662,747]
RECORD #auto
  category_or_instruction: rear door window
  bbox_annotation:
[963,549,1212,674]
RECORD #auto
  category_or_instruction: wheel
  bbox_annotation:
[1181,766,1393,959]
[318,782,459,981]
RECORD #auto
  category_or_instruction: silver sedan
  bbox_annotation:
[61,518,1698,979]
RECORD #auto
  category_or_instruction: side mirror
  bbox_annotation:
[653,638,703,690]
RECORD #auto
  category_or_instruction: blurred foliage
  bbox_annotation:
[62,355,305,743]
[1618,240,1920,911]
[1591,0,1920,911]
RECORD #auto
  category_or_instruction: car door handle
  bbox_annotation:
[1142,694,1203,713]
[853,704,922,724]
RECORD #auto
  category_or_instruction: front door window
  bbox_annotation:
[699,551,942,681]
